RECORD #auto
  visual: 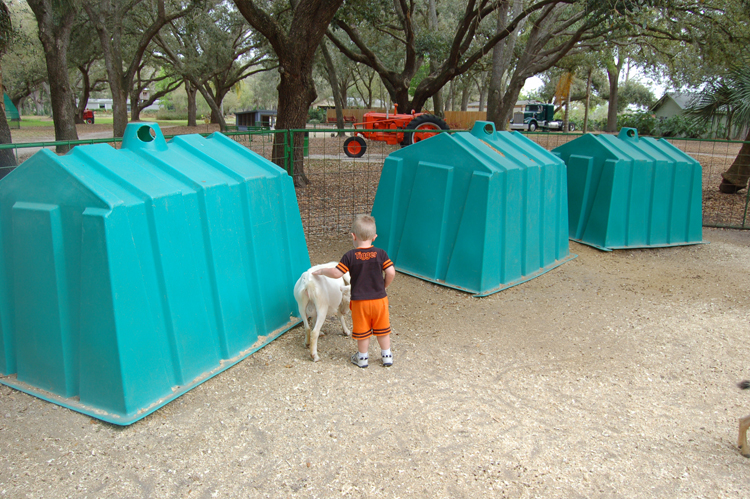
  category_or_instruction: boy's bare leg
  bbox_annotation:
[357,339,369,355]
[376,334,390,351]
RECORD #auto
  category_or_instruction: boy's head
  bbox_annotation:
[352,214,377,242]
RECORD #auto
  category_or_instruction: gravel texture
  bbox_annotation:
[1,228,749,498]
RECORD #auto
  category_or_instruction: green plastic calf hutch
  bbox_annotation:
[0,123,310,425]
[553,128,703,251]
[371,121,576,297]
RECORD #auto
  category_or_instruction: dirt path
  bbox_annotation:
[1,228,749,498]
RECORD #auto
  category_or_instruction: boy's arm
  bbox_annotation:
[384,265,395,289]
[313,267,345,279]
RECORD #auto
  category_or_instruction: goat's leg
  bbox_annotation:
[300,299,312,348]
[305,309,316,348]
[309,305,328,362]
[337,312,351,336]
[739,414,750,457]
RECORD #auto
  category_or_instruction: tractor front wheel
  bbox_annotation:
[343,136,367,158]
[401,114,449,146]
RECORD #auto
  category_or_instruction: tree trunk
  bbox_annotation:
[447,80,455,111]
[0,111,15,174]
[274,64,316,186]
[186,80,197,127]
[487,0,524,124]
[210,97,223,124]
[233,0,344,185]
[130,90,142,122]
[320,40,345,135]
[204,82,230,125]
[477,74,487,112]
[0,115,15,174]
[721,127,750,190]
[394,86,412,114]
[606,71,619,132]
[85,1,129,138]
[75,66,92,124]
[33,88,44,115]
[11,95,23,113]
[606,55,625,133]
[492,76,526,131]
[427,0,443,117]
[0,70,16,175]
[84,0,184,138]
[192,78,227,131]
[111,84,130,138]
[210,107,221,124]
[42,42,80,150]
[27,0,79,152]
[583,68,592,133]
[460,84,469,111]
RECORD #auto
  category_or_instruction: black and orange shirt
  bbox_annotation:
[336,246,393,301]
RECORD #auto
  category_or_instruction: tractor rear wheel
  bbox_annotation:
[401,114,449,146]
[343,136,367,158]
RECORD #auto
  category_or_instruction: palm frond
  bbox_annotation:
[725,63,750,127]
[686,60,750,130]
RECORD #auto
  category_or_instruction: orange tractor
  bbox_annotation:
[343,107,449,158]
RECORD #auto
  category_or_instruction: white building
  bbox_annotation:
[84,98,162,113]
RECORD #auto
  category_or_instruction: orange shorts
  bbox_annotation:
[350,297,391,340]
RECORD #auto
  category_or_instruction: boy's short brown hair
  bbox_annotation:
[352,214,377,240]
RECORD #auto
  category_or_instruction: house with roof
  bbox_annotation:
[650,91,748,139]
[649,92,697,119]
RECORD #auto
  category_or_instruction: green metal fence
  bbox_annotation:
[1,127,748,233]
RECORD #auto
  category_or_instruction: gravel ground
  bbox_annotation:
[1,228,750,498]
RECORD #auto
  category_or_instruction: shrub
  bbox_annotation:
[652,115,709,138]
[156,109,189,120]
[617,112,657,136]
[308,107,326,123]
[615,112,710,138]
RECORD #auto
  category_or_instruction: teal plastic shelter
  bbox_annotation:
[0,123,310,425]
[371,121,575,297]
[553,128,703,251]
[3,93,20,129]
[3,93,19,121]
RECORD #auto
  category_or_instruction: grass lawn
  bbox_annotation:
[17,115,190,128]
[17,117,55,127]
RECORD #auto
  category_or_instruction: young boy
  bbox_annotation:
[313,214,395,368]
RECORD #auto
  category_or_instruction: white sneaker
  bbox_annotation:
[381,351,393,367]
[351,352,368,368]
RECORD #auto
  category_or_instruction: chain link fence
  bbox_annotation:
[1,127,748,234]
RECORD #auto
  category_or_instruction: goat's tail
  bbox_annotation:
[304,274,327,306]
[739,380,750,390]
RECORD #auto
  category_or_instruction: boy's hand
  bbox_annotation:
[313,267,345,279]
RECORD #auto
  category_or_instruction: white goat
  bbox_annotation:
[293,262,351,362]
[739,381,750,457]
